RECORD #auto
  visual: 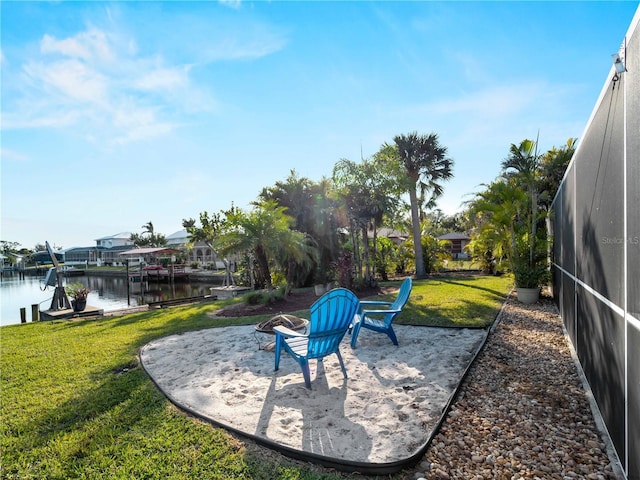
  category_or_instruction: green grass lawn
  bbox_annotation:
[1,274,512,479]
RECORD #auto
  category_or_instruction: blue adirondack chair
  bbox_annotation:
[349,277,412,348]
[274,288,360,389]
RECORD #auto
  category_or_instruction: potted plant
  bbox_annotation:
[313,277,327,297]
[313,266,334,296]
[65,282,90,312]
[513,260,548,304]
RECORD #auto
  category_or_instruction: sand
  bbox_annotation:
[139,323,487,471]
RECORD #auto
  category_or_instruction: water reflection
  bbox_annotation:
[1,272,223,326]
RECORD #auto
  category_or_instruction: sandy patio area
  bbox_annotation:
[139,323,487,473]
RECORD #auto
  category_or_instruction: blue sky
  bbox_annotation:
[2,1,638,251]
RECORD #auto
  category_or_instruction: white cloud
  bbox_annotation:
[198,34,287,62]
[134,66,189,91]
[4,26,200,145]
[24,59,109,104]
[40,28,114,63]
[1,110,81,129]
[425,83,540,118]
[0,148,30,162]
[3,8,285,145]
[112,104,177,144]
[219,0,242,10]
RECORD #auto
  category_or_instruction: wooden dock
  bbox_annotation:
[209,286,251,298]
[141,265,188,281]
[147,295,218,309]
[40,305,104,321]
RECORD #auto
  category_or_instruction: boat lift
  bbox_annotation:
[45,241,71,311]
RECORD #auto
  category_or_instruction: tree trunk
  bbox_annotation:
[409,187,426,278]
[530,190,537,266]
[372,219,378,280]
[350,218,361,277]
[255,245,273,300]
[361,223,370,281]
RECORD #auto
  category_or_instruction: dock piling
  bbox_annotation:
[20,308,26,323]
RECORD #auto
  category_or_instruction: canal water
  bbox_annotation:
[0,272,223,326]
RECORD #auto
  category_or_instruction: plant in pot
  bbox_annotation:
[313,268,328,296]
[512,260,549,303]
[65,282,90,312]
[508,225,551,303]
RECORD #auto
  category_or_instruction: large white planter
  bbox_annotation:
[314,284,326,296]
[516,287,540,304]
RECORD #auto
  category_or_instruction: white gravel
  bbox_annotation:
[402,292,621,480]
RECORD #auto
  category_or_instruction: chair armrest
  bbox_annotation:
[273,325,307,338]
[358,301,393,314]
[359,300,393,308]
[361,308,402,318]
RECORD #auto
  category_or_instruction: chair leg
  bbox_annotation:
[300,359,312,389]
[274,335,282,371]
[335,350,348,380]
[350,322,362,348]
[387,327,398,346]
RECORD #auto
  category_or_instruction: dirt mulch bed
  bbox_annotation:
[213,286,397,318]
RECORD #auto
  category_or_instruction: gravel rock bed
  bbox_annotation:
[404,292,619,480]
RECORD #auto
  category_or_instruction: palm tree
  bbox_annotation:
[130,220,166,247]
[501,138,540,267]
[142,221,154,236]
[538,138,576,210]
[259,171,339,286]
[332,157,402,283]
[466,179,528,274]
[220,200,316,299]
[389,132,454,278]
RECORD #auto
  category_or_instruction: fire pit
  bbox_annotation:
[254,314,309,351]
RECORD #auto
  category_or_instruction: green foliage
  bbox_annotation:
[219,200,316,296]
[513,262,549,289]
[64,281,90,300]
[394,242,414,276]
[259,171,340,288]
[374,236,397,281]
[245,291,269,305]
[466,136,575,289]
[332,156,403,282]
[183,208,238,287]
[537,138,576,210]
[130,221,167,247]
[421,234,450,274]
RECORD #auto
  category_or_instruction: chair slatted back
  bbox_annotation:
[389,278,412,315]
[306,288,359,359]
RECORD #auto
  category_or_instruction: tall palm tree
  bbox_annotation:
[391,132,454,278]
[501,138,539,266]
